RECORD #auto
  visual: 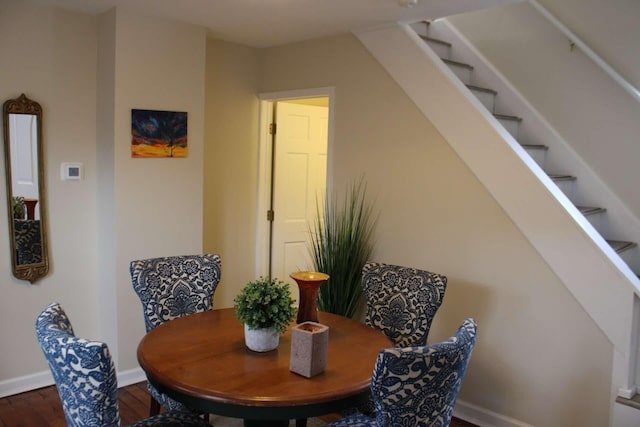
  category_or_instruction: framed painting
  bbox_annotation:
[131,109,188,158]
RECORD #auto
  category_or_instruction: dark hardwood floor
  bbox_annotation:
[0,382,478,426]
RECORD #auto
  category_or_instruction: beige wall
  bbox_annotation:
[259,33,613,426]
[0,1,99,385]
[109,9,207,370]
[0,0,208,389]
[203,38,261,309]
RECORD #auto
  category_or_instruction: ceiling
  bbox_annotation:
[31,0,515,48]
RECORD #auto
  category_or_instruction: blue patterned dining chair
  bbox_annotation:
[35,302,210,427]
[362,262,447,347]
[130,253,221,415]
[327,318,478,427]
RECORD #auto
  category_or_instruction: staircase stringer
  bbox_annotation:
[354,22,639,401]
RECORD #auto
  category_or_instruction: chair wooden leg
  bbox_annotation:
[149,396,161,416]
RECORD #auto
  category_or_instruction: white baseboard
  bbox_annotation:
[0,371,53,398]
[454,398,535,427]
[1,371,532,427]
[117,367,147,387]
[0,367,147,398]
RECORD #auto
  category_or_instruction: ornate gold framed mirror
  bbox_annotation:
[3,94,49,283]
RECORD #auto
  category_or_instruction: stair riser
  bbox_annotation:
[469,89,495,112]
[446,63,472,85]
[553,179,574,200]
[425,40,451,60]
[410,22,429,37]
[585,212,608,237]
[618,247,640,273]
[523,147,546,169]
[497,118,520,140]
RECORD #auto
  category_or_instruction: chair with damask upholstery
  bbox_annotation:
[327,318,478,427]
[343,262,448,417]
[362,262,447,347]
[35,302,210,427]
[130,253,221,416]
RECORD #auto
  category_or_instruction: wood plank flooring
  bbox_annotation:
[0,382,478,426]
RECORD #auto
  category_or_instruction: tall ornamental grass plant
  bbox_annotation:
[309,179,377,318]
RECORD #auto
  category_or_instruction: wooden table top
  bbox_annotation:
[137,308,390,419]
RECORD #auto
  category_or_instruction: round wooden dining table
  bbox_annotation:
[137,308,390,426]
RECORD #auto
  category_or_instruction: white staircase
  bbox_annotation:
[354,14,640,427]
[413,17,640,423]
[413,20,640,276]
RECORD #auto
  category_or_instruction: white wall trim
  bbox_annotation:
[454,399,535,427]
[0,367,147,398]
[255,87,336,277]
[0,370,53,398]
[255,100,274,278]
[258,86,336,102]
[117,367,147,388]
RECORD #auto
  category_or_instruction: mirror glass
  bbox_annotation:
[3,94,48,283]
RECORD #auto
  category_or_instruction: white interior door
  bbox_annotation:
[270,101,328,293]
[9,114,39,200]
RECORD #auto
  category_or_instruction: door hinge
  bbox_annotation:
[269,123,277,135]
[267,210,274,222]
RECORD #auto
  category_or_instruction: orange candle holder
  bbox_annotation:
[290,271,329,324]
[23,198,38,220]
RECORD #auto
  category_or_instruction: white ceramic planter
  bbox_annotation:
[244,324,279,352]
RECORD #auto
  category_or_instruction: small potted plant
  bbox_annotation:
[12,196,25,220]
[234,276,296,352]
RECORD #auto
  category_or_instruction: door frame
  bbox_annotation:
[255,87,335,278]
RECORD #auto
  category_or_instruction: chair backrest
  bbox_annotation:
[371,318,478,427]
[130,253,221,332]
[362,262,447,347]
[35,302,121,427]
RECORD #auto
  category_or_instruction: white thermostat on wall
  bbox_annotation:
[61,162,83,181]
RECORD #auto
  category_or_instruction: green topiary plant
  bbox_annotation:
[234,277,296,333]
[12,196,25,220]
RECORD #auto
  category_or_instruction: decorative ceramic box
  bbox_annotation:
[289,321,329,378]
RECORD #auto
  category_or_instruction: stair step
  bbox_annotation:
[494,113,522,122]
[421,35,452,60]
[443,58,473,84]
[442,58,473,70]
[467,84,497,112]
[549,174,576,198]
[616,395,640,411]
[495,114,521,139]
[419,35,451,48]
[521,144,548,168]
[577,206,607,216]
[521,144,548,151]
[549,174,577,182]
[608,240,638,254]
[467,84,497,95]
[579,205,608,235]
